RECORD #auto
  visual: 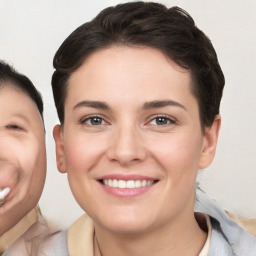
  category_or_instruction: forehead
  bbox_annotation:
[0,83,43,128]
[67,46,195,107]
[0,82,32,107]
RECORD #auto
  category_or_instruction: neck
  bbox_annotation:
[94,213,207,256]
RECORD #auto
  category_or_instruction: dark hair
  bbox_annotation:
[0,60,44,119]
[52,1,225,128]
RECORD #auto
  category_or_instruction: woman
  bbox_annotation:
[47,2,256,255]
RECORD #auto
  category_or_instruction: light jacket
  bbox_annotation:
[41,190,256,256]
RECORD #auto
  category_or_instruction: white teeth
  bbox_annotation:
[141,180,147,187]
[135,180,141,188]
[118,180,126,188]
[0,187,11,199]
[103,179,154,188]
[112,179,118,187]
[126,180,135,188]
[108,179,113,187]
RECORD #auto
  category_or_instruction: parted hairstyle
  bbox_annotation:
[52,1,225,128]
[0,60,44,118]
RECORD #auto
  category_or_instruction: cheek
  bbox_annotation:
[31,143,46,175]
[147,134,203,217]
[21,141,46,180]
[1,138,36,174]
[20,143,46,210]
[64,133,106,172]
[64,135,101,211]
[150,133,203,178]
[25,141,46,201]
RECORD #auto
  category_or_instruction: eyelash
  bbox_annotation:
[6,124,23,131]
[79,114,176,127]
[147,115,176,127]
[80,115,109,126]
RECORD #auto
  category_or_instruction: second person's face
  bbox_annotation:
[0,85,46,234]
[54,46,219,235]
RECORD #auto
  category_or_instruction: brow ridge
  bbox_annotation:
[73,99,186,112]
[142,100,187,111]
[73,101,109,110]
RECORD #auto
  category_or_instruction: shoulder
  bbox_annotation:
[39,230,68,256]
[3,217,50,256]
[195,189,256,256]
[226,211,256,236]
[38,214,93,256]
[68,213,94,255]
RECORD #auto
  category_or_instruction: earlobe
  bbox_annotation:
[53,124,67,173]
[199,115,221,169]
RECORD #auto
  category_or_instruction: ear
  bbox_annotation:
[199,115,221,169]
[53,124,67,173]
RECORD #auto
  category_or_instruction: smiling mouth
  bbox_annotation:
[99,179,158,189]
[0,187,11,206]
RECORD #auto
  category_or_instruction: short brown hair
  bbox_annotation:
[0,60,44,118]
[52,2,225,127]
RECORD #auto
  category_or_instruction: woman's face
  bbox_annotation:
[54,46,220,234]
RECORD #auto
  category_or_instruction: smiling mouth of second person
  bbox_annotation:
[99,179,158,189]
[0,187,11,206]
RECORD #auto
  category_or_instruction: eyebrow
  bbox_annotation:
[73,101,110,110]
[73,100,187,112]
[12,113,32,125]
[142,100,187,111]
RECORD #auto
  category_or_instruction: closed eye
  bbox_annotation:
[6,124,23,131]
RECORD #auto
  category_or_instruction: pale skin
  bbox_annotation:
[0,85,46,235]
[54,46,221,255]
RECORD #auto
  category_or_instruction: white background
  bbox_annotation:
[1,0,256,228]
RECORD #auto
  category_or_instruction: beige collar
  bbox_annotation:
[0,207,39,253]
[68,213,212,256]
[68,214,94,256]
[198,214,212,256]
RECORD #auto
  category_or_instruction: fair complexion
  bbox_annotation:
[54,46,220,255]
[0,85,46,235]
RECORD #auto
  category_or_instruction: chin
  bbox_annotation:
[95,211,155,234]
[105,223,151,234]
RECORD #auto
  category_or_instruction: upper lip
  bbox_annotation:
[0,183,14,191]
[0,179,16,191]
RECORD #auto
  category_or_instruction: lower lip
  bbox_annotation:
[100,182,156,198]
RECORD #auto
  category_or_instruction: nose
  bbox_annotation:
[106,125,147,165]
